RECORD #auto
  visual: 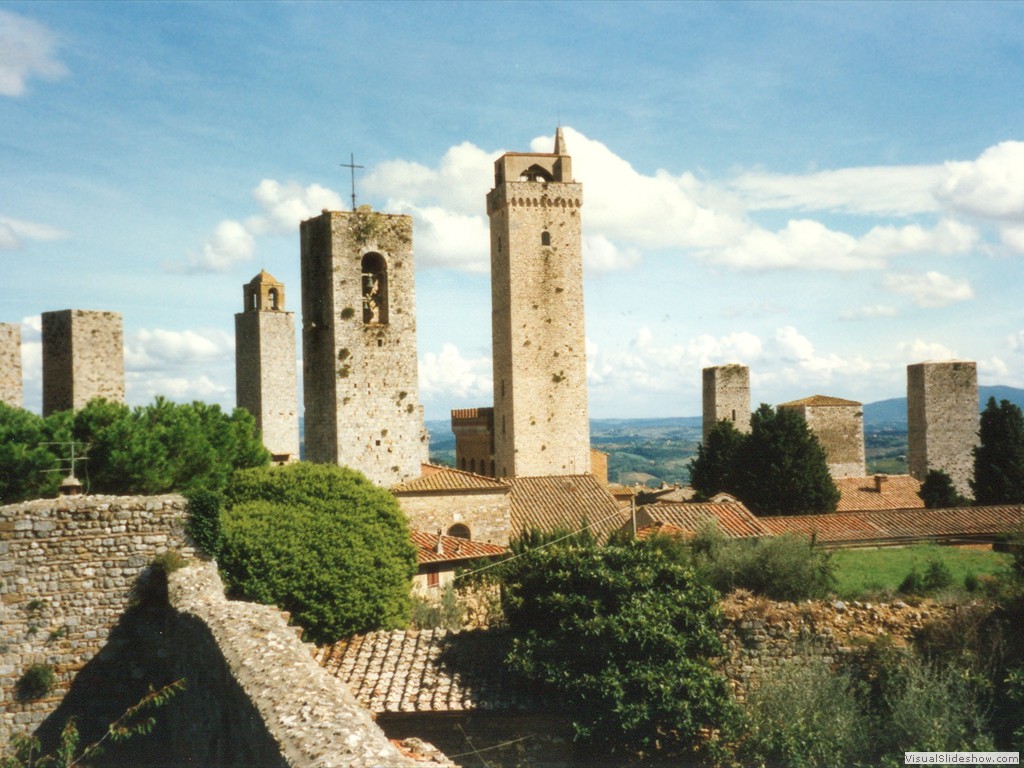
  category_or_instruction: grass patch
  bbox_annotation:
[831,544,1011,600]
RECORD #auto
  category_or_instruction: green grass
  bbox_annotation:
[830,544,1012,600]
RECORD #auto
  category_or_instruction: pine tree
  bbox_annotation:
[972,397,1024,505]
[689,418,745,499]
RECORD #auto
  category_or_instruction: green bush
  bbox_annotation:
[501,537,735,758]
[738,657,870,768]
[218,463,417,643]
[691,527,836,601]
[185,489,223,557]
[409,583,463,630]
[15,664,55,701]
[899,558,954,596]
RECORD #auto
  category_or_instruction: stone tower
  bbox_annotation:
[300,207,428,486]
[702,364,751,441]
[41,310,124,416]
[778,395,865,479]
[488,128,590,478]
[235,270,299,463]
[907,360,978,498]
[0,323,22,408]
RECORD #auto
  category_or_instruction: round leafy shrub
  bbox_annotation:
[16,663,55,701]
[219,463,417,643]
[186,489,223,557]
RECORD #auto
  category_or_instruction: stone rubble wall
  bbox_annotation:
[0,323,22,409]
[168,562,445,768]
[719,590,963,702]
[0,494,193,740]
[40,309,125,416]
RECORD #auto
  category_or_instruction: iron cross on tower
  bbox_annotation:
[340,153,364,211]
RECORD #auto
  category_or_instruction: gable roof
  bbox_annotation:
[391,466,510,494]
[634,500,772,539]
[778,395,862,408]
[411,531,508,565]
[835,475,924,512]
[509,474,628,541]
[316,629,545,714]
[760,505,1024,546]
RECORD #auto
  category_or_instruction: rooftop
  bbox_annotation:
[835,475,924,512]
[509,474,627,541]
[778,394,863,408]
[411,531,508,566]
[634,500,772,539]
[392,466,510,494]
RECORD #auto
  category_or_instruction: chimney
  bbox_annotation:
[436,529,444,555]
[59,473,82,496]
[874,474,888,493]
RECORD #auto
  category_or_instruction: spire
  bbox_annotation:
[554,126,566,155]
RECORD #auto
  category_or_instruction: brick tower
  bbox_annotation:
[0,323,22,408]
[702,364,751,441]
[300,206,428,486]
[488,128,590,478]
[41,310,124,416]
[907,360,978,498]
[235,270,299,463]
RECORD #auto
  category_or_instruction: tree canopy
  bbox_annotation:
[689,404,839,516]
[919,469,967,509]
[218,462,417,643]
[972,397,1024,506]
[501,535,734,758]
[0,398,269,503]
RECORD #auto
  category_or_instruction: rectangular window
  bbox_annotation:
[427,571,440,589]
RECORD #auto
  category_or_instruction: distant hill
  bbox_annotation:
[864,385,1024,427]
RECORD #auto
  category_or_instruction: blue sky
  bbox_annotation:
[3,1,1024,420]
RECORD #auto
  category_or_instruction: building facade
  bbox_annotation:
[907,360,978,498]
[41,309,124,416]
[488,128,590,478]
[235,270,299,463]
[702,364,751,441]
[0,323,22,408]
[300,207,428,485]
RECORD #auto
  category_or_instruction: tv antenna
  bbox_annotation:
[42,441,90,493]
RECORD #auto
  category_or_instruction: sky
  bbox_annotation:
[3,1,1024,421]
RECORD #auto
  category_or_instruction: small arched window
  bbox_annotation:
[470,458,476,473]
[268,287,280,310]
[448,523,471,540]
[541,231,551,246]
[361,253,388,324]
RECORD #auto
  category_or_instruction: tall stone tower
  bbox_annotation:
[235,270,299,463]
[41,309,124,416]
[0,323,22,408]
[300,206,428,486]
[488,128,590,478]
[778,395,865,479]
[907,360,978,498]
[702,364,751,441]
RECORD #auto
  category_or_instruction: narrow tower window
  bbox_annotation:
[541,231,551,246]
[268,287,280,310]
[361,253,389,324]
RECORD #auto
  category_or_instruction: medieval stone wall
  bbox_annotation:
[301,209,428,486]
[40,309,124,416]
[0,494,193,740]
[451,407,495,476]
[489,174,590,479]
[907,361,978,497]
[0,323,22,408]
[702,364,751,441]
[784,402,865,479]
[397,490,512,546]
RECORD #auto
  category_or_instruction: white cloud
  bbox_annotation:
[0,11,67,97]
[125,328,234,372]
[418,343,492,404]
[0,215,68,250]
[175,219,254,273]
[707,219,867,271]
[937,141,1024,220]
[896,339,959,363]
[853,218,978,259]
[400,204,490,272]
[584,234,641,273]
[883,270,975,308]
[840,304,898,321]
[1000,225,1024,254]
[125,374,230,407]
[247,179,345,235]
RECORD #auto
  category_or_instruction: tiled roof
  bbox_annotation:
[391,467,510,494]
[778,394,862,407]
[835,475,924,512]
[411,531,508,565]
[760,505,1024,546]
[509,474,628,541]
[634,501,772,539]
[635,522,692,540]
[316,629,546,714]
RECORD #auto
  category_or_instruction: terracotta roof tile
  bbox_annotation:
[835,475,924,512]
[509,474,628,541]
[760,505,1024,546]
[317,629,545,714]
[392,467,510,494]
[778,394,863,407]
[411,531,508,565]
[634,501,771,539]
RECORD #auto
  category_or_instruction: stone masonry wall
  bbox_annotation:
[0,494,193,740]
[702,364,751,441]
[908,361,978,497]
[41,309,125,416]
[397,490,512,546]
[795,403,865,479]
[0,323,22,408]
